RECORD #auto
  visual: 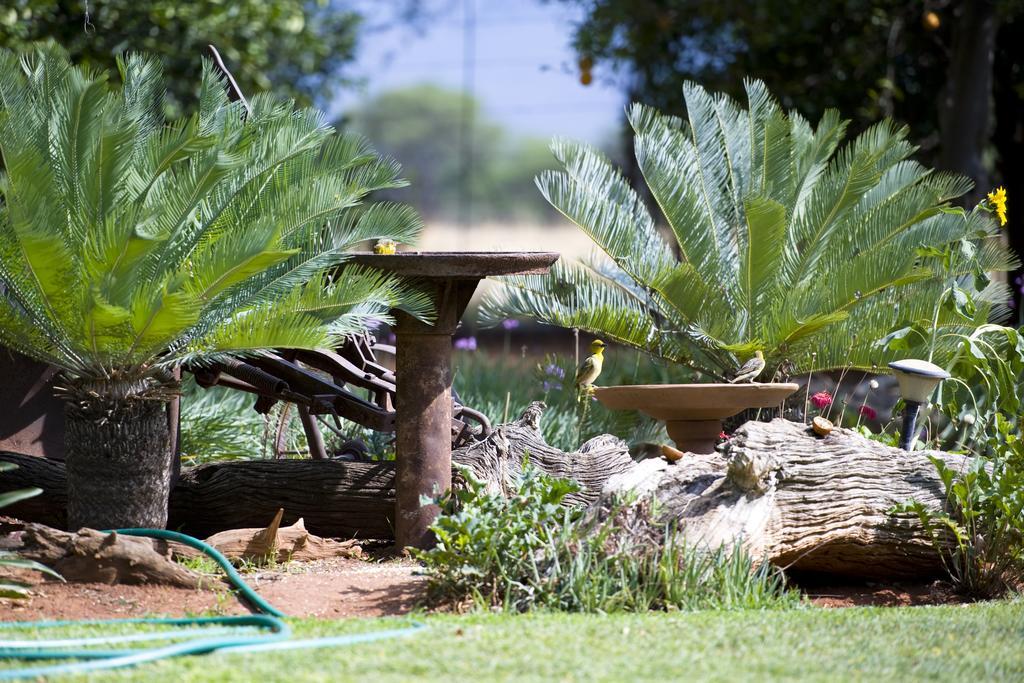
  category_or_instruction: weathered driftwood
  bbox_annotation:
[600,418,965,579]
[0,518,200,587]
[200,508,362,563]
[0,403,635,538]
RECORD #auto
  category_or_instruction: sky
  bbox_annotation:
[333,0,626,143]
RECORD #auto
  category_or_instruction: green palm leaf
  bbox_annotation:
[0,45,429,400]
[482,80,1015,378]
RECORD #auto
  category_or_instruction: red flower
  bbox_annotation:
[811,391,833,409]
[859,405,877,420]
[718,431,728,440]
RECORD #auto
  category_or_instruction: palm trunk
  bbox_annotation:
[64,398,172,530]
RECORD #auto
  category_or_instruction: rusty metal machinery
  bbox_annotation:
[188,333,492,460]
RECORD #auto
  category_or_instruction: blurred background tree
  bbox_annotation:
[2,1,1021,297]
[347,84,558,223]
[0,0,362,116]
[555,0,1024,312]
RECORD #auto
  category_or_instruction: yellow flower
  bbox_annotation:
[987,186,1008,227]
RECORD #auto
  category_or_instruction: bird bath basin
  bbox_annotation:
[593,383,800,454]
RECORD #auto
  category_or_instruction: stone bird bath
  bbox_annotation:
[593,383,800,454]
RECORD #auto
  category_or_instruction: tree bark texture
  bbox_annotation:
[2,410,968,579]
[599,419,966,579]
[64,398,173,530]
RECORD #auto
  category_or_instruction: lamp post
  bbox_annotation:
[887,359,950,450]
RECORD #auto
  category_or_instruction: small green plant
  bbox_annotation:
[942,325,1024,452]
[174,553,222,576]
[856,424,901,448]
[892,414,1024,597]
[540,523,800,613]
[0,462,64,598]
[416,463,800,612]
[416,464,580,611]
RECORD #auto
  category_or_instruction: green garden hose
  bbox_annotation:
[0,528,424,680]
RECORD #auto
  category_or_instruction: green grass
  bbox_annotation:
[4,602,1023,681]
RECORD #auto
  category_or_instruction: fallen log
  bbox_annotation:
[1,410,969,579]
[599,418,966,579]
[0,402,635,538]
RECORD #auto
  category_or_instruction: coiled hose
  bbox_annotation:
[0,528,424,680]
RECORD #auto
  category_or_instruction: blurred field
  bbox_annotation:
[419,222,592,258]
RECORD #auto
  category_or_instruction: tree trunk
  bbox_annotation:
[938,0,997,203]
[64,398,173,530]
[167,401,633,538]
[993,13,1024,318]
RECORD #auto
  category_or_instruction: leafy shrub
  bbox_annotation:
[416,464,580,611]
[893,414,1024,597]
[0,462,63,598]
[939,325,1024,453]
[416,464,800,612]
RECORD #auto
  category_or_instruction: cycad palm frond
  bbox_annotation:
[483,80,1016,377]
[0,45,426,396]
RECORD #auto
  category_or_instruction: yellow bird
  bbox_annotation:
[575,339,606,395]
[729,350,765,383]
[373,239,397,255]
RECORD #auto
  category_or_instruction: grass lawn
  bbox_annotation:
[3,601,1023,681]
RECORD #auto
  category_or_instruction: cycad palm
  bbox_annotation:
[482,80,1015,380]
[0,46,430,529]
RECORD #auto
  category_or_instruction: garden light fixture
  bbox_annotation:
[888,359,950,451]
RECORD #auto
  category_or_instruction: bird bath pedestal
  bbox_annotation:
[349,251,559,549]
[593,383,800,454]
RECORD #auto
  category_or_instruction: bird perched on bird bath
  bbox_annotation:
[575,339,606,398]
[730,350,766,383]
[373,239,398,255]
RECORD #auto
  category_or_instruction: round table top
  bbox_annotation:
[348,251,559,279]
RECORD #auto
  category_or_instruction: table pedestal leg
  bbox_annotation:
[394,331,453,549]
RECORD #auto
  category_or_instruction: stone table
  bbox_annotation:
[349,251,559,549]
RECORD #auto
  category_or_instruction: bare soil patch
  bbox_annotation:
[1,555,426,621]
[3,543,967,619]
[803,581,962,608]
